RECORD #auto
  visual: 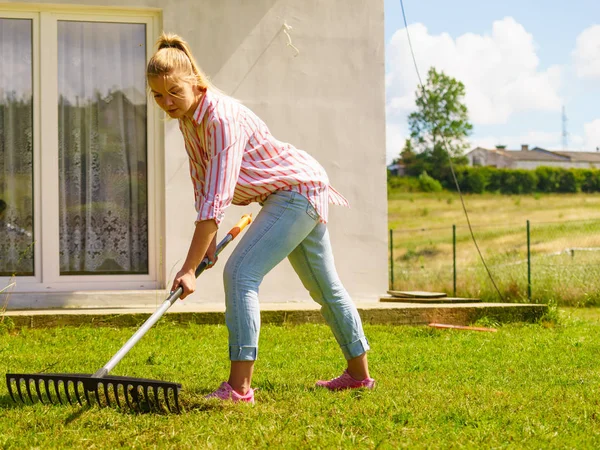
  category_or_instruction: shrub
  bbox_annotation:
[418,171,443,192]
[455,166,488,193]
[535,166,561,192]
[387,174,422,193]
[556,169,581,193]
[513,169,538,194]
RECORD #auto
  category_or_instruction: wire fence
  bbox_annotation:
[389,218,600,306]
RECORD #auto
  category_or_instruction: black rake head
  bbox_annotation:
[6,373,181,414]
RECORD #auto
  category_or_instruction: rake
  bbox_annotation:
[6,214,252,414]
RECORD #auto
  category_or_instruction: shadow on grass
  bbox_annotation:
[178,389,230,412]
[0,393,21,409]
[0,390,226,416]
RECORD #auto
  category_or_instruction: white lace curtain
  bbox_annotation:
[0,18,34,277]
[58,21,148,275]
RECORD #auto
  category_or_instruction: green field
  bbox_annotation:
[388,191,600,305]
[2,308,600,449]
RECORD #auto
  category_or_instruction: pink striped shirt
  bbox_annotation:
[178,89,349,226]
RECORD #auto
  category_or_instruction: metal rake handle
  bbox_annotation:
[93,214,252,378]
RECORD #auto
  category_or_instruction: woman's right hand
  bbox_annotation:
[171,267,197,300]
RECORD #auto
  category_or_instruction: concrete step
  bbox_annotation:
[381,296,482,304]
[3,301,548,328]
[387,290,448,298]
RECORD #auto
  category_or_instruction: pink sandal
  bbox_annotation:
[204,382,255,403]
[316,370,375,391]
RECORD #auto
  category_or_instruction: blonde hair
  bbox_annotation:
[147,32,216,91]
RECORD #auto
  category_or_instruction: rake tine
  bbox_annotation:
[154,386,162,411]
[83,383,92,406]
[165,387,173,412]
[112,383,122,409]
[143,385,151,410]
[64,381,74,405]
[15,378,27,404]
[26,379,36,404]
[93,382,102,407]
[133,385,143,412]
[74,381,84,406]
[53,380,64,405]
[128,385,139,412]
[124,384,134,410]
[173,388,180,413]
[17,379,27,404]
[44,379,56,405]
[35,379,46,405]
[138,385,146,410]
[103,383,111,408]
[162,387,170,413]
[6,377,17,403]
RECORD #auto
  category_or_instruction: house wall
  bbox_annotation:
[514,161,595,170]
[467,149,513,168]
[468,149,599,171]
[8,0,387,305]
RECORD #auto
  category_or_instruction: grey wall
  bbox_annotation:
[10,0,387,305]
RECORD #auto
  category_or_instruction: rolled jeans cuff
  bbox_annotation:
[229,345,258,361]
[340,336,370,360]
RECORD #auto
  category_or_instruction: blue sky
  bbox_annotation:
[385,0,600,163]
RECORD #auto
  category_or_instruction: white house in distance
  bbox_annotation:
[0,1,387,309]
[467,145,600,170]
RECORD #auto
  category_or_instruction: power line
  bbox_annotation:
[398,0,505,302]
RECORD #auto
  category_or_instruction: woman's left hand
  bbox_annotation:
[204,234,218,269]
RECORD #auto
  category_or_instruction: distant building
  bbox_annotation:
[387,163,405,176]
[466,145,600,170]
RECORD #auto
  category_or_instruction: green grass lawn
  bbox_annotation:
[2,309,600,449]
[388,191,600,305]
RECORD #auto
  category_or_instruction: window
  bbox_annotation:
[58,21,148,275]
[0,17,34,276]
[0,7,160,291]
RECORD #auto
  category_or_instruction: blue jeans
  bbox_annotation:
[223,190,370,361]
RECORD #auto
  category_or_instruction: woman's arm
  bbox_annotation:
[171,219,218,299]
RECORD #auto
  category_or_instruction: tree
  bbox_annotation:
[400,138,416,165]
[399,138,426,177]
[408,67,472,185]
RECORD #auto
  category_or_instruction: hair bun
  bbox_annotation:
[157,33,184,51]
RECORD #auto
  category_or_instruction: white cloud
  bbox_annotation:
[386,17,563,127]
[386,122,406,164]
[573,25,600,79]
[584,119,600,150]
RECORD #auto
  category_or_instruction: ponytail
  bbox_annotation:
[147,32,215,90]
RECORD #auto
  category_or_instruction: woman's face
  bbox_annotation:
[148,74,202,119]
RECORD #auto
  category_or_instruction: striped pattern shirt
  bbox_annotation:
[178,89,349,226]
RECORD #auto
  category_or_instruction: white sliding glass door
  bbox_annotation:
[0,7,160,292]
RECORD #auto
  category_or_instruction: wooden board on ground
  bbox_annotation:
[387,290,447,299]
[380,296,481,304]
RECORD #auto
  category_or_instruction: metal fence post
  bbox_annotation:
[527,220,531,301]
[453,224,456,297]
[389,229,394,290]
